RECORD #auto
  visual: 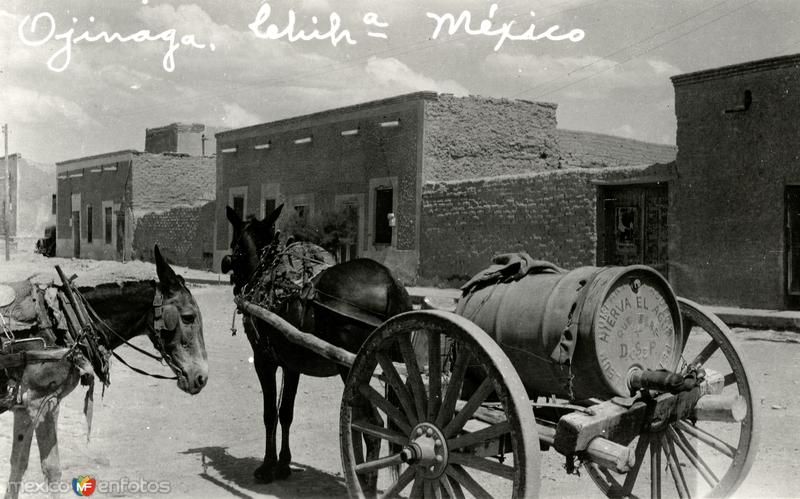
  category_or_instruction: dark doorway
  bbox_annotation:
[72,211,80,258]
[785,187,800,307]
[598,183,669,276]
[374,187,393,245]
[116,210,125,260]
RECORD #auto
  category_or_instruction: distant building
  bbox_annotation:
[145,123,225,157]
[670,53,800,309]
[214,92,674,281]
[0,153,56,248]
[56,150,215,268]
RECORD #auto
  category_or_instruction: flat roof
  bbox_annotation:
[672,53,800,86]
[216,91,438,140]
[56,149,138,167]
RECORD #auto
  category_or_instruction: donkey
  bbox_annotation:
[0,246,208,499]
[221,205,412,484]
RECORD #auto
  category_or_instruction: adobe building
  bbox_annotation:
[56,150,216,268]
[214,92,675,282]
[671,53,800,310]
[145,123,225,157]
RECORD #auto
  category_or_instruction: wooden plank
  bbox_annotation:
[237,298,356,368]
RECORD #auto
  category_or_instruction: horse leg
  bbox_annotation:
[275,368,299,480]
[35,401,62,495]
[253,354,279,483]
[4,408,35,499]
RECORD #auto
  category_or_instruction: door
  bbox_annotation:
[72,211,80,258]
[599,183,668,276]
[785,187,800,303]
[116,210,125,260]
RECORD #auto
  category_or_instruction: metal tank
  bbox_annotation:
[456,265,683,401]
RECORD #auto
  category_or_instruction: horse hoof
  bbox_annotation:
[274,463,291,480]
[253,464,275,484]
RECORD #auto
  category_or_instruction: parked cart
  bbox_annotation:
[237,262,756,499]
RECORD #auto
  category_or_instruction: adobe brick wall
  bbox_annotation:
[671,55,800,309]
[420,163,674,281]
[132,153,216,217]
[133,201,215,270]
[422,95,559,181]
[558,129,677,168]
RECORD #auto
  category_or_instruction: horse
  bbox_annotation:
[221,204,412,484]
[0,245,208,498]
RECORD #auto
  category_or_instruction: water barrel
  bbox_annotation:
[456,265,683,400]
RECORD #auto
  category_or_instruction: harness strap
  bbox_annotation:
[111,351,177,380]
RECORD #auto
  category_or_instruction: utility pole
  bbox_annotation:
[3,124,9,261]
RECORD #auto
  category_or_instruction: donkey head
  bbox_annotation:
[221,204,283,295]
[153,245,208,395]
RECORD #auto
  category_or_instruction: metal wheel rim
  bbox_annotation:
[584,297,758,498]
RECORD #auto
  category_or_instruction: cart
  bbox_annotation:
[236,263,757,499]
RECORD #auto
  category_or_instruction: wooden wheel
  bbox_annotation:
[340,310,540,498]
[584,297,759,498]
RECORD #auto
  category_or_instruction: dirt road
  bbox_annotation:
[0,265,798,497]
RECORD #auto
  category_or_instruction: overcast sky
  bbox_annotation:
[1,0,798,164]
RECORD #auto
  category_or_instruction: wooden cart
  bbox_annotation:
[237,263,757,499]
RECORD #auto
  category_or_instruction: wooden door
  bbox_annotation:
[599,183,668,276]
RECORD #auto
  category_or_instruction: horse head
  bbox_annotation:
[221,204,283,295]
[153,245,209,395]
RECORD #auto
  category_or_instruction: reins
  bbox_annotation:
[75,287,178,381]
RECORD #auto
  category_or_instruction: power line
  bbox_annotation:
[516,0,756,101]
[509,0,738,99]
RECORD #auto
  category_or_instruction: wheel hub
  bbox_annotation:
[404,422,448,479]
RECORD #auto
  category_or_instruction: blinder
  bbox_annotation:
[153,288,179,333]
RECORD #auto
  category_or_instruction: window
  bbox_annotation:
[264,198,277,218]
[374,187,393,245]
[293,204,308,221]
[232,195,245,220]
[51,194,56,215]
[104,207,112,245]
[86,205,93,243]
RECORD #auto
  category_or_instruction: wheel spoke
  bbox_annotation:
[436,347,471,427]
[670,426,719,487]
[446,464,494,499]
[439,475,459,499]
[443,377,495,437]
[377,352,419,426]
[651,435,662,499]
[689,339,719,368]
[449,452,515,480]
[723,372,737,387]
[359,384,412,435]
[663,433,691,499]
[352,420,408,447]
[620,434,650,497]
[379,466,416,499]
[677,421,736,458]
[428,331,442,422]
[447,421,511,450]
[429,479,443,499]
[410,475,424,499]
[355,452,406,475]
[399,334,427,422]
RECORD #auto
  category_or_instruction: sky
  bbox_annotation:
[1,0,798,164]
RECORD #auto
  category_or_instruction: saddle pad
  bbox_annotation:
[0,285,15,308]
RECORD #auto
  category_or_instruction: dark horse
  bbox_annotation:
[1,246,208,499]
[222,205,412,483]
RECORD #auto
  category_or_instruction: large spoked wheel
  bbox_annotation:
[340,310,540,498]
[585,298,759,498]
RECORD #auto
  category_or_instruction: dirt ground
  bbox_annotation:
[0,254,798,498]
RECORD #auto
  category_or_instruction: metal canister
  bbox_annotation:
[456,265,683,400]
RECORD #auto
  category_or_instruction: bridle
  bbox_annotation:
[79,286,181,381]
